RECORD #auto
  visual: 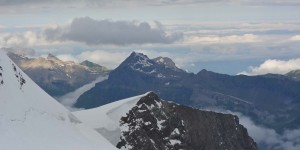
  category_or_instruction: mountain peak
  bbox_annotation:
[153,56,179,70]
[47,53,61,62]
[127,52,152,65]
[130,51,147,58]
[121,52,155,72]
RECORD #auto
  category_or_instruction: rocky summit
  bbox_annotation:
[117,92,257,150]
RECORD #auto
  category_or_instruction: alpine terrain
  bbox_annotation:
[0,50,117,150]
[76,52,300,133]
[74,92,257,150]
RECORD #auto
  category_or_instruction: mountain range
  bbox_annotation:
[75,52,300,133]
[8,52,109,96]
[0,50,256,150]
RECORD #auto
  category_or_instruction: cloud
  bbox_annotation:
[240,0,300,6]
[290,35,300,41]
[1,0,299,7]
[184,34,260,44]
[0,47,35,55]
[206,108,300,150]
[56,54,79,62]
[236,113,300,150]
[77,50,129,68]
[0,31,63,47]
[239,58,300,75]
[0,17,182,47]
[0,0,226,7]
[0,0,299,15]
[54,50,130,69]
[55,76,108,111]
[0,31,40,46]
[44,17,183,45]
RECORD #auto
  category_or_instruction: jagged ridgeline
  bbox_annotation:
[117,92,257,150]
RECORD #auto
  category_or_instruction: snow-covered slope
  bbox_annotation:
[73,93,150,145]
[0,51,117,150]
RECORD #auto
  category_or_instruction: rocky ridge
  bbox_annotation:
[117,92,257,150]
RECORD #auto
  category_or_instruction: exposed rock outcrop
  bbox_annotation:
[117,92,257,150]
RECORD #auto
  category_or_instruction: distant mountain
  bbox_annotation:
[286,70,300,81]
[75,52,191,108]
[80,60,110,73]
[75,52,300,133]
[74,92,257,150]
[8,52,109,96]
[0,51,117,150]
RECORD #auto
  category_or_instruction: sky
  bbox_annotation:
[1,0,300,75]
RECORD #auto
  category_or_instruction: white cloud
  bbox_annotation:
[55,76,108,111]
[239,58,300,75]
[0,0,299,8]
[56,54,79,63]
[54,50,130,69]
[184,34,260,44]
[77,50,129,69]
[204,108,300,150]
[0,31,65,47]
[236,113,300,150]
[0,47,35,55]
[1,17,183,47]
[290,35,300,41]
[44,17,183,45]
[240,0,300,6]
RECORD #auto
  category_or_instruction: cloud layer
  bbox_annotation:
[1,0,300,7]
[236,113,300,150]
[185,34,260,44]
[239,58,300,75]
[44,17,183,45]
[0,17,182,46]
[0,47,35,55]
[56,50,130,69]
[290,35,300,41]
[55,76,108,111]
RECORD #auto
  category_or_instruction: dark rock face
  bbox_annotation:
[117,92,257,150]
[8,52,109,96]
